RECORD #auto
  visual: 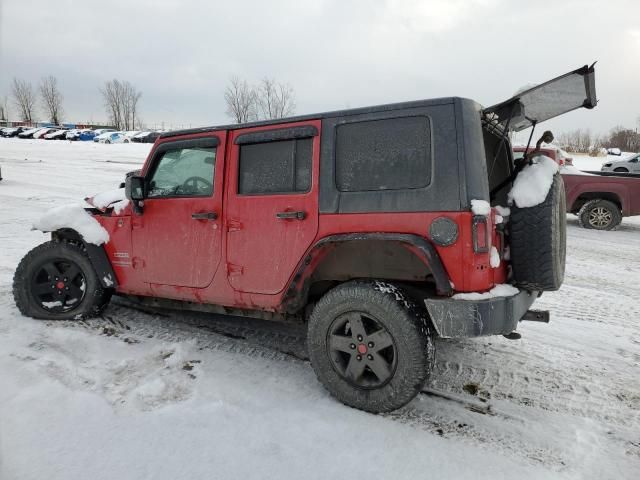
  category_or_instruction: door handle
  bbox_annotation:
[276,211,306,220]
[192,212,218,220]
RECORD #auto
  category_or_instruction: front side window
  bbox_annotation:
[238,138,312,195]
[147,146,216,198]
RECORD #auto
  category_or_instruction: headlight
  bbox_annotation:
[604,163,612,167]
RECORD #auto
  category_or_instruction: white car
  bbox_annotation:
[43,129,69,140]
[19,127,47,138]
[92,129,116,141]
[33,128,58,139]
[95,131,127,144]
[601,152,640,173]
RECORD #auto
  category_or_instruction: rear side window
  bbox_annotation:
[335,116,431,192]
[238,138,312,195]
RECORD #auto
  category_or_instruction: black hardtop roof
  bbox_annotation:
[159,96,478,139]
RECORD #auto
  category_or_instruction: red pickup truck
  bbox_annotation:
[514,146,640,230]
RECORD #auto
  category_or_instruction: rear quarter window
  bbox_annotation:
[335,116,431,192]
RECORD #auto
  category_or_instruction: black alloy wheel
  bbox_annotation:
[30,258,87,313]
[327,311,397,389]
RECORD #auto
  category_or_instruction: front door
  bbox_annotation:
[132,134,226,288]
[225,121,320,294]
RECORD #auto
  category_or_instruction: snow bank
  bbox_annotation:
[508,155,558,208]
[33,204,109,245]
[471,199,491,216]
[452,284,519,300]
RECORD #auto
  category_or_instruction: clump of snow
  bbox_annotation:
[452,284,519,301]
[495,205,510,217]
[87,188,127,210]
[471,199,491,216]
[495,214,504,224]
[508,155,558,208]
[490,246,501,268]
[33,204,109,245]
[111,199,130,214]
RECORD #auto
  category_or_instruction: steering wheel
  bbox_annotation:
[182,176,213,194]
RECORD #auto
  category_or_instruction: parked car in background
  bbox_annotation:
[18,127,47,139]
[601,152,640,173]
[91,129,116,140]
[563,170,640,230]
[1,126,31,137]
[95,131,126,144]
[132,131,162,143]
[78,130,97,141]
[123,131,140,142]
[33,128,58,139]
[513,144,573,166]
[43,129,69,140]
[514,145,640,230]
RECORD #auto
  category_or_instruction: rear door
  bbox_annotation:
[225,121,320,294]
[132,134,226,288]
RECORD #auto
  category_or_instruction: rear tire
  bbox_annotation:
[13,241,112,320]
[510,173,566,291]
[307,280,434,413]
[578,199,622,230]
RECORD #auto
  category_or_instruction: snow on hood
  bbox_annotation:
[33,204,109,245]
[508,155,558,208]
[86,188,128,211]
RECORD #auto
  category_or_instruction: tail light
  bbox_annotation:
[472,215,490,253]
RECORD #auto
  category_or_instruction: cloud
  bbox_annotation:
[0,0,638,133]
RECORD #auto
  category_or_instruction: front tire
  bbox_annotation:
[307,281,434,413]
[613,167,628,173]
[13,241,112,320]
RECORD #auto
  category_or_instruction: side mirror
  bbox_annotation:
[125,175,145,201]
[125,175,145,214]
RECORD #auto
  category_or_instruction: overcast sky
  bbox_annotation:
[1,0,639,135]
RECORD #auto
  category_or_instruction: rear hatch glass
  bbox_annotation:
[484,64,597,132]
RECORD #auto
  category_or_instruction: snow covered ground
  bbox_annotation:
[0,139,638,479]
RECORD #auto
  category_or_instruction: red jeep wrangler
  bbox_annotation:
[13,65,597,412]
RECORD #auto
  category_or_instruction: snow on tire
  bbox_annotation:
[510,173,566,291]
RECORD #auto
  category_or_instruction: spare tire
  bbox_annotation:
[509,173,566,291]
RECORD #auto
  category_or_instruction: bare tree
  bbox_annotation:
[256,77,296,120]
[224,76,256,123]
[39,75,64,124]
[100,79,142,130]
[0,95,9,122]
[11,78,37,123]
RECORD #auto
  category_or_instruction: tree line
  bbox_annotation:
[2,76,143,130]
[557,122,640,155]
[2,74,296,128]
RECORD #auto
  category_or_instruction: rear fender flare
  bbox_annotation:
[280,233,452,314]
[51,229,117,289]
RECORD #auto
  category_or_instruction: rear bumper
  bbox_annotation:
[424,289,539,338]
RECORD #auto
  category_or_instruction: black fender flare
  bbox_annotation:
[51,229,117,289]
[281,233,452,313]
